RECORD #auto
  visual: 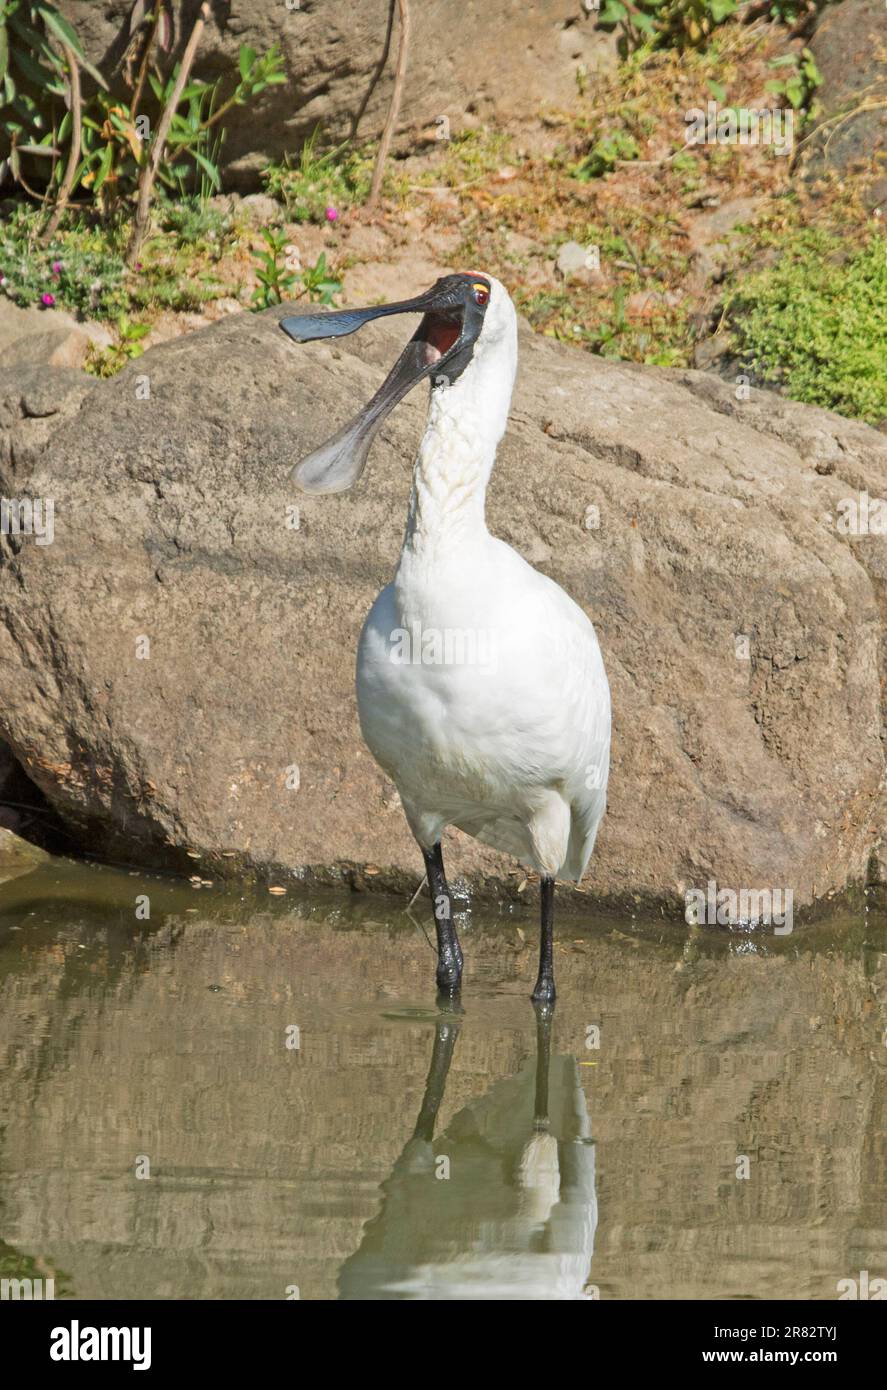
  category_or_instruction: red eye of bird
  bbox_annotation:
[472,285,490,306]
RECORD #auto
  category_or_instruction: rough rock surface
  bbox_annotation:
[804,0,887,207]
[0,301,113,372]
[0,825,49,885]
[59,0,617,185]
[0,300,886,912]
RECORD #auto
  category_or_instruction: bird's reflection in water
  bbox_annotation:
[338,1004,597,1300]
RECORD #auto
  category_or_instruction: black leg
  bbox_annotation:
[532,876,556,1005]
[412,1007,460,1142]
[422,841,463,996]
[532,997,553,1128]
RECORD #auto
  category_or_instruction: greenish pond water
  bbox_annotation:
[1,856,886,1300]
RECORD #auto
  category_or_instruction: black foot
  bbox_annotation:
[435,992,464,1018]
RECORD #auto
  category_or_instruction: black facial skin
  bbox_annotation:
[413,273,491,386]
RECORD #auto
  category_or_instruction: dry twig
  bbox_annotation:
[126,0,210,265]
[367,0,410,208]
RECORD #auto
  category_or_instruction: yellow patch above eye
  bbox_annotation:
[472,282,488,294]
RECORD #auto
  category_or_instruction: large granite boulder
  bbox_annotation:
[0,298,885,912]
[803,0,887,207]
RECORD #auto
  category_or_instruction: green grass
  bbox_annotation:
[515,283,692,368]
[157,195,239,255]
[261,131,372,222]
[437,128,514,181]
[724,229,887,425]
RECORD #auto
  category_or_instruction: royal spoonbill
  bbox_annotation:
[281,272,611,1002]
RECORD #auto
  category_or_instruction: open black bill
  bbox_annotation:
[279,274,489,494]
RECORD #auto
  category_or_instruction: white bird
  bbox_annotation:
[281,272,610,1002]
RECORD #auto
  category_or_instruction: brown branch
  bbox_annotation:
[41,42,83,243]
[9,135,52,205]
[13,171,52,204]
[126,0,210,266]
[200,89,240,131]
[367,0,410,209]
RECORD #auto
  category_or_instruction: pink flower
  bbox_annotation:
[325,206,338,222]
[41,292,55,307]
[51,260,62,275]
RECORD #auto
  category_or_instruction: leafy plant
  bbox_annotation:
[127,262,217,312]
[146,42,285,201]
[0,201,230,319]
[0,0,107,212]
[571,129,640,181]
[764,0,825,23]
[261,129,371,223]
[0,203,129,316]
[517,280,689,368]
[300,251,341,305]
[579,285,689,365]
[437,127,513,180]
[597,0,738,53]
[724,230,887,424]
[250,233,341,310]
[764,48,822,114]
[78,92,143,217]
[1,2,284,249]
[250,226,299,308]
[587,284,631,355]
[597,0,832,54]
[157,193,236,254]
[85,313,150,377]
